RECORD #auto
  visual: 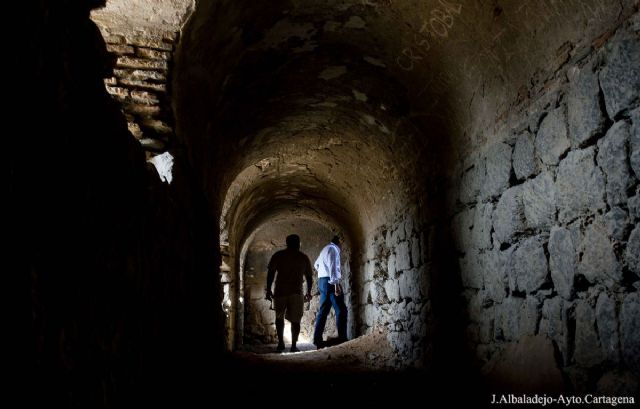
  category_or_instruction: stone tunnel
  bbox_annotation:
[19,0,640,406]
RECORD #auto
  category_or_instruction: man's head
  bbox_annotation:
[331,235,341,246]
[286,234,301,250]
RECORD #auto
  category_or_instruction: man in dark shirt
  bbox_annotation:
[265,234,313,352]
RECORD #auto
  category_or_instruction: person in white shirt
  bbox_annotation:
[312,235,347,348]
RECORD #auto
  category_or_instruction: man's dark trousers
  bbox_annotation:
[313,277,347,344]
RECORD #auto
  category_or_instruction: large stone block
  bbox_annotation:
[361,281,372,303]
[384,226,394,248]
[535,108,570,166]
[387,252,396,278]
[373,258,387,280]
[377,307,393,328]
[116,56,168,70]
[630,107,640,179]
[399,268,424,300]
[599,29,640,119]
[597,121,632,206]
[466,290,485,323]
[404,217,414,239]
[482,248,510,303]
[459,251,483,289]
[520,296,540,337]
[373,281,389,304]
[452,207,474,252]
[472,203,493,250]
[387,331,413,358]
[396,241,411,271]
[509,236,549,294]
[125,34,174,51]
[522,171,557,230]
[549,226,576,299]
[579,221,622,285]
[620,292,640,376]
[632,9,640,31]
[604,207,629,241]
[626,226,640,275]
[539,297,570,364]
[556,147,606,222]
[567,220,583,251]
[513,131,537,180]
[493,186,525,244]
[364,304,376,327]
[384,278,400,302]
[568,61,607,148]
[364,259,375,279]
[482,142,512,200]
[479,306,494,344]
[596,292,620,363]
[411,237,421,269]
[502,297,524,341]
[408,309,425,334]
[392,223,406,243]
[460,156,485,204]
[526,89,562,134]
[574,300,605,367]
[629,191,640,221]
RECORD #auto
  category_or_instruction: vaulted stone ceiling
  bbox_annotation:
[90,0,638,262]
[169,0,635,248]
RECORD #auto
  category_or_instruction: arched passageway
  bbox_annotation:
[175,1,443,367]
[21,0,640,406]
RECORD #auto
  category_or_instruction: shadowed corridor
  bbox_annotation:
[17,0,640,406]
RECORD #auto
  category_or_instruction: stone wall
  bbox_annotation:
[358,210,433,367]
[450,18,639,394]
[97,26,178,154]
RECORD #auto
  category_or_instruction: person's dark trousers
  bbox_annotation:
[313,277,347,344]
[276,318,285,347]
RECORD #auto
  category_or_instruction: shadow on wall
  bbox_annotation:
[20,1,225,406]
[423,116,487,398]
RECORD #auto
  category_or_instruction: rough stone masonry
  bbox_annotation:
[451,21,640,395]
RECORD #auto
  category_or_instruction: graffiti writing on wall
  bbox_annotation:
[396,0,462,71]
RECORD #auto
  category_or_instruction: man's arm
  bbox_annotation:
[266,255,276,300]
[304,255,313,299]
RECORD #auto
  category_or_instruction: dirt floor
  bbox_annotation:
[224,328,429,404]
[235,327,397,372]
[215,327,487,405]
